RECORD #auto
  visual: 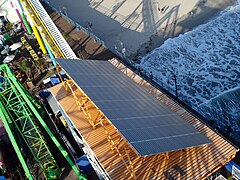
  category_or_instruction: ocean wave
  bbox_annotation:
[198,87,240,139]
[140,4,240,141]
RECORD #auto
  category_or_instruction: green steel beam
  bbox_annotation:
[17,81,43,111]
[1,64,82,178]
[0,64,61,179]
[0,101,34,180]
[1,86,60,179]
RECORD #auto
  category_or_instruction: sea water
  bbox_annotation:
[139,4,240,141]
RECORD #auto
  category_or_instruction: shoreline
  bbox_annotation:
[132,0,238,61]
[44,0,237,62]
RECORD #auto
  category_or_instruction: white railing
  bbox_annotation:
[28,0,77,59]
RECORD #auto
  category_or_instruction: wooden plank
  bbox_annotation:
[50,67,238,179]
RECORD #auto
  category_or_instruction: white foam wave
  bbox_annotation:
[199,86,240,106]
[139,3,240,140]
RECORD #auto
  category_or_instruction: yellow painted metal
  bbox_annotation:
[64,79,102,129]
[19,0,65,58]
[21,36,39,60]
[31,23,47,54]
[100,121,136,179]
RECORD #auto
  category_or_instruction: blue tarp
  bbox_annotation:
[76,155,93,174]
[225,161,240,179]
[38,89,51,100]
[49,71,66,86]
[56,71,67,80]
[50,77,60,86]
[0,176,6,180]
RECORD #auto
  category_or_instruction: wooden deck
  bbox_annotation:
[50,60,238,179]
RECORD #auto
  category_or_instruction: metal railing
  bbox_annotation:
[26,0,77,59]
[41,0,135,65]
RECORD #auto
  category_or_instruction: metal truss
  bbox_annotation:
[0,64,81,179]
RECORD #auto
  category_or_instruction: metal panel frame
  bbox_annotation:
[56,59,211,156]
[57,66,138,178]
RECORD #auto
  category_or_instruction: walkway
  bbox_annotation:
[42,0,235,58]
[43,3,115,60]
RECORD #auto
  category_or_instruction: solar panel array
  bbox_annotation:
[57,59,211,156]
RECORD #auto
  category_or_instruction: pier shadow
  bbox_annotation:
[43,0,232,61]
[42,0,182,57]
[44,4,115,60]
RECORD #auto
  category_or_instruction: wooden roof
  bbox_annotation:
[50,59,238,179]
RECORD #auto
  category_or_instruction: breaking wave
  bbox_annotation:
[139,4,240,141]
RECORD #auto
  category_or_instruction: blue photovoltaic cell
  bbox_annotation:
[57,59,211,156]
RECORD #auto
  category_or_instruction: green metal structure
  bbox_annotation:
[0,64,82,179]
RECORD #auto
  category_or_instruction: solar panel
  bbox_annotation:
[57,59,211,156]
